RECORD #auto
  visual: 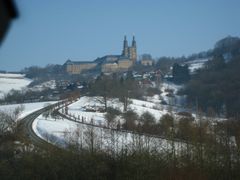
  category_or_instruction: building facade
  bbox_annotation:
[65,60,97,74]
[140,54,154,66]
[65,36,137,74]
[141,59,154,66]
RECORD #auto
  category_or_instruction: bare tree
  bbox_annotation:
[90,75,114,111]
[84,122,99,153]
[0,105,25,136]
[104,107,121,128]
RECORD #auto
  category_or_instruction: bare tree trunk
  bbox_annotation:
[104,95,107,111]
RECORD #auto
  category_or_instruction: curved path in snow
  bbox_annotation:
[19,97,187,149]
[19,100,71,148]
[20,106,53,148]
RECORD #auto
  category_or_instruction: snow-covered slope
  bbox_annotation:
[66,96,170,125]
[0,73,32,98]
[33,115,182,152]
[0,101,57,120]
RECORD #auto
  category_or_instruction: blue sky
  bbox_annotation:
[1,0,240,71]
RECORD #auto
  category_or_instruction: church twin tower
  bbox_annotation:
[122,35,137,64]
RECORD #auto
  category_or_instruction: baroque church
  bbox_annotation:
[65,36,137,74]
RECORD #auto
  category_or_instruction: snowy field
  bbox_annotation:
[67,96,106,125]
[31,96,178,150]
[129,99,168,120]
[32,95,223,152]
[33,115,184,153]
[66,96,171,126]
[32,115,76,144]
[0,73,32,98]
[0,101,57,120]
[0,73,26,78]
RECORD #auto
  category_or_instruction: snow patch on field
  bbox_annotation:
[184,59,208,73]
[159,81,184,105]
[129,99,168,120]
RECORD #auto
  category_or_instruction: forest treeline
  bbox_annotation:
[182,36,240,117]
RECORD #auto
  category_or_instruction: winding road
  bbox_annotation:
[19,98,187,150]
[19,101,69,148]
